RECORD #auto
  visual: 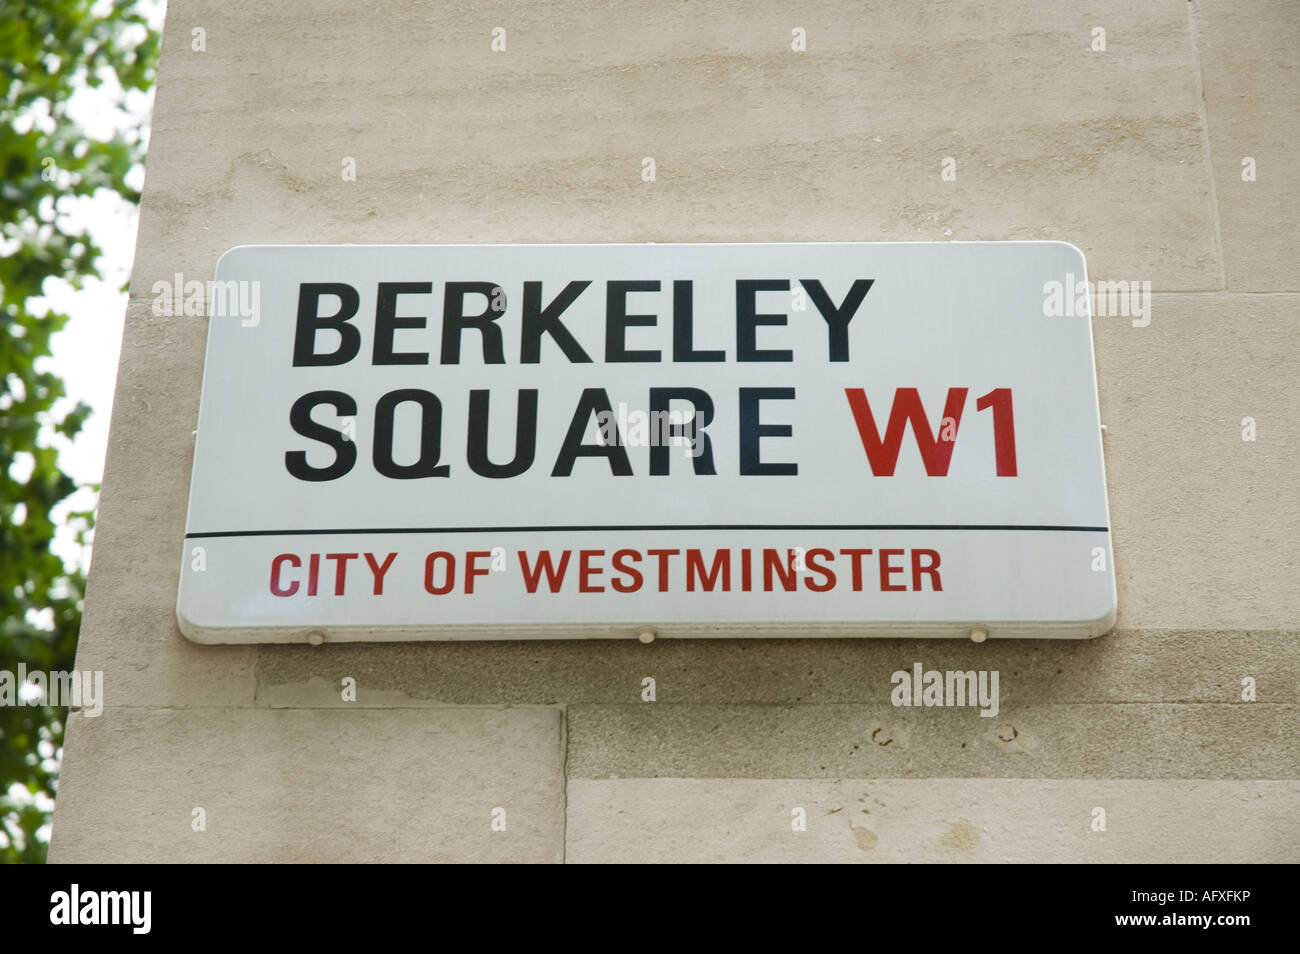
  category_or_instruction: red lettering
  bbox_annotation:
[838,548,873,591]
[879,548,906,591]
[686,548,729,591]
[579,549,605,592]
[364,552,397,595]
[464,550,492,593]
[763,548,796,591]
[611,549,643,592]
[912,549,942,591]
[976,388,1018,476]
[326,553,357,595]
[270,553,300,596]
[424,551,455,595]
[518,550,571,593]
[845,387,968,476]
[645,548,679,593]
[804,548,836,592]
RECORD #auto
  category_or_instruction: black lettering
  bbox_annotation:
[467,389,538,478]
[739,387,797,475]
[736,279,792,362]
[521,280,592,363]
[648,387,716,476]
[672,280,724,362]
[606,280,661,363]
[286,390,357,480]
[440,282,505,364]
[552,388,634,476]
[373,389,451,478]
[293,284,360,366]
[373,282,431,365]
[800,278,873,362]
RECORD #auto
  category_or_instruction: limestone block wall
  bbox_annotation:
[50,0,1298,863]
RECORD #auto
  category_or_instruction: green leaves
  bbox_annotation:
[0,0,157,863]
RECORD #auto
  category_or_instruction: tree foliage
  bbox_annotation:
[0,0,156,862]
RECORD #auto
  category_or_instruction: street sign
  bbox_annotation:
[176,242,1115,642]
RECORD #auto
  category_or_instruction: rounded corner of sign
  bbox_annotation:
[214,244,257,276]
[1042,239,1088,270]
[1081,601,1118,639]
[175,604,223,645]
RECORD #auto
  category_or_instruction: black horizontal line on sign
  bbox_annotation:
[185,524,1110,539]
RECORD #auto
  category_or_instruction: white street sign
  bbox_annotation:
[177,242,1115,642]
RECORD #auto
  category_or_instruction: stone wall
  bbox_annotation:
[50,0,1298,862]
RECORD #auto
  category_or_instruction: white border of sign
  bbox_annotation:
[176,241,1117,643]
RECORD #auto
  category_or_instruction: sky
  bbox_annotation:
[2,0,167,848]
[32,0,166,572]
